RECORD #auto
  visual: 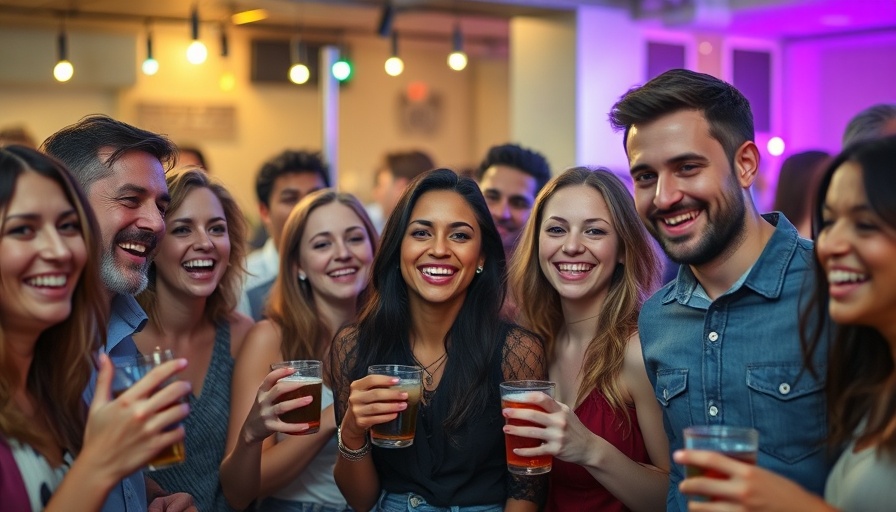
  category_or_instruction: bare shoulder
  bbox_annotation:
[227,311,256,358]
[237,319,283,360]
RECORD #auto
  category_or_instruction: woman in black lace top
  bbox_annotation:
[330,169,547,511]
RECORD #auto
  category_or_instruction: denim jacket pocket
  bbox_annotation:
[655,368,691,443]
[746,363,826,464]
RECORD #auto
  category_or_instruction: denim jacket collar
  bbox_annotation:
[661,212,800,306]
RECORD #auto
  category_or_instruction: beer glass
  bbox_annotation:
[683,425,759,501]
[367,364,423,448]
[112,350,187,471]
[271,360,323,435]
[500,380,555,475]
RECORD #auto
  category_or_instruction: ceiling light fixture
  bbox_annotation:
[447,22,467,71]
[377,1,396,38]
[289,38,310,85]
[53,22,73,82]
[186,4,208,65]
[231,9,268,25]
[384,31,404,77]
[142,22,159,76]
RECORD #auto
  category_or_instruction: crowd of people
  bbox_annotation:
[1,69,895,512]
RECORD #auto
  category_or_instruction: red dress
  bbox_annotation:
[545,389,650,512]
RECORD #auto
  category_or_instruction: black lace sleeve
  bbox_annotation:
[329,325,359,426]
[501,325,549,506]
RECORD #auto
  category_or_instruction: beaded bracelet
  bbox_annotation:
[337,426,372,461]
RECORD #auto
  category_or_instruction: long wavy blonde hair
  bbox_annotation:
[508,167,659,417]
[137,168,248,328]
[0,146,108,454]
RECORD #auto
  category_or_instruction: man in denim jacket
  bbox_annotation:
[609,69,832,511]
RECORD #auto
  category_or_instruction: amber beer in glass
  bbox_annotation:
[271,360,323,434]
[683,425,759,501]
[110,350,187,471]
[500,380,555,475]
[367,365,423,448]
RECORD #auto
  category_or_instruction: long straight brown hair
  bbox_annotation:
[509,167,660,417]
[267,190,378,364]
[0,145,108,454]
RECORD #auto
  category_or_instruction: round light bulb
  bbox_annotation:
[767,136,786,157]
[53,60,74,82]
[448,51,468,71]
[186,40,208,65]
[142,58,159,76]
[289,63,310,84]
[332,60,352,81]
[385,56,404,77]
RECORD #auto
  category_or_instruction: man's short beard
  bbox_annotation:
[100,250,150,296]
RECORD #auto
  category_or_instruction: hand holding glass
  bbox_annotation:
[683,425,759,501]
[270,360,323,435]
[501,380,555,475]
[112,349,187,470]
[366,364,423,448]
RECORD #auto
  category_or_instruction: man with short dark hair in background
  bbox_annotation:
[43,114,195,512]
[238,150,330,320]
[477,143,551,257]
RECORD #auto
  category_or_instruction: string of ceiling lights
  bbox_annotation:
[33,0,483,84]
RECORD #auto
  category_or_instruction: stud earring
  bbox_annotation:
[298,273,307,281]
[476,266,483,274]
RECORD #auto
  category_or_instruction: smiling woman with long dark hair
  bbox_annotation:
[330,168,547,512]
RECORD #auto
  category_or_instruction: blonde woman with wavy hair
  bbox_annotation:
[506,166,669,512]
[133,167,253,511]
[222,189,377,511]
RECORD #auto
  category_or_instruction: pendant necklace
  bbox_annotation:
[413,350,448,388]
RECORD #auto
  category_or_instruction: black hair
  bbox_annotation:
[349,168,506,435]
[477,143,552,193]
[255,150,330,207]
[609,68,754,166]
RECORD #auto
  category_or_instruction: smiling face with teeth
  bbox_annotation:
[400,190,485,311]
[817,161,896,332]
[88,149,169,297]
[153,186,231,299]
[297,201,374,305]
[626,110,756,267]
[0,171,87,335]
[537,185,621,308]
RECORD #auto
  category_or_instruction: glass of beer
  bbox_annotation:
[683,425,759,501]
[500,380,555,475]
[367,364,423,448]
[111,350,187,471]
[270,360,323,435]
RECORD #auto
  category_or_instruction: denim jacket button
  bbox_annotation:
[410,496,423,507]
[663,388,669,400]
[708,405,719,416]
[708,332,719,342]
[778,382,791,395]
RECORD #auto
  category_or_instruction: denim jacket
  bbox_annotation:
[639,213,833,511]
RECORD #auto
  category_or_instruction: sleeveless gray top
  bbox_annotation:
[152,322,236,512]
[825,440,896,512]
